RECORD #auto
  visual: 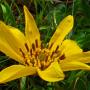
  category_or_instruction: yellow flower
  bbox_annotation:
[0,6,90,83]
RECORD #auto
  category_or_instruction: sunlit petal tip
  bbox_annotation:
[67,15,74,19]
[23,5,30,14]
[65,15,74,25]
[67,15,73,19]
[23,5,26,9]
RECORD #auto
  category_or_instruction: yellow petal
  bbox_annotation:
[49,15,74,52]
[0,65,36,83]
[0,21,27,55]
[59,39,82,57]
[0,39,24,63]
[24,6,41,48]
[60,51,90,64]
[37,61,64,82]
[60,61,90,71]
[0,22,26,63]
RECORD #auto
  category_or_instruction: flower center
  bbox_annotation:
[19,40,65,70]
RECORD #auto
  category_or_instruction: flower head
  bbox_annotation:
[0,6,90,83]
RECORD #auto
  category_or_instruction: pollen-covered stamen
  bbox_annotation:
[19,48,30,65]
[49,43,53,49]
[45,56,48,62]
[59,54,65,60]
[19,48,25,59]
[25,43,29,52]
[32,43,35,51]
[35,39,38,48]
[19,44,60,70]
[30,58,35,66]
[30,49,33,56]
[55,45,59,53]
[51,51,55,58]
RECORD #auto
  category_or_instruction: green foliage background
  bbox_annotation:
[0,0,90,90]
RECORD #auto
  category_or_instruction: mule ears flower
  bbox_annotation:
[24,6,41,48]
[0,6,64,83]
[49,15,74,52]
[1,5,90,84]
